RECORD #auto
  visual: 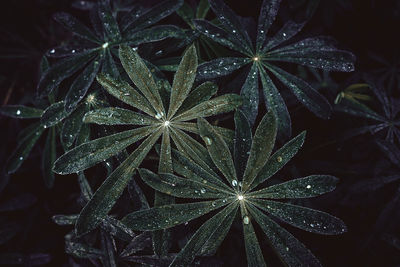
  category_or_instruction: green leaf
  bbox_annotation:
[6,123,45,174]
[65,57,102,112]
[53,126,156,174]
[242,111,277,191]
[250,131,306,190]
[52,214,78,226]
[241,209,266,267]
[119,45,165,115]
[174,94,242,122]
[170,204,238,267]
[42,128,56,188]
[53,12,100,43]
[256,0,281,52]
[41,101,70,128]
[170,147,231,191]
[193,20,251,56]
[265,63,332,119]
[177,81,218,114]
[76,130,162,236]
[262,21,306,52]
[126,25,185,44]
[259,66,291,140]
[83,107,159,125]
[121,199,231,231]
[61,103,89,148]
[234,110,252,180]
[197,118,237,185]
[38,50,96,97]
[170,128,216,175]
[240,63,259,125]
[96,73,155,116]
[249,175,339,199]
[247,203,321,266]
[196,0,210,19]
[0,105,43,119]
[168,45,198,119]
[122,0,183,33]
[209,0,253,53]
[139,169,232,198]
[102,49,119,77]
[250,199,347,235]
[98,1,121,41]
[196,57,250,80]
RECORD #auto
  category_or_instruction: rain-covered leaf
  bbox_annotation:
[0,105,43,119]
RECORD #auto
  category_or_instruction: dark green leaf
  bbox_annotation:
[242,111,277,191]
[259,66,291,140]
[209,0,253,53]
[53,126,156,174]
[240,63,259,125]
[65,57,102,112]
[247,203,321,266]
[193,20,251,55]
[42,128,56,188]
[41,101,70,128]
[98,1,121,41]
[119,45,165,115]
[196,0,210,19]
[38,50,96,97]
[96,73,155,116]
[83,107,159,125]
[265,63,332,119]
[122,199,231,231]
[250,131,306,190]
[61,103,89,148]
[139,169,232,198]
[250,199,347,235]
[197,118,237,185]
[6,123,45,174]
[168,45,197,119]
[174,94,242,122]
[53,12,100,43]
[170,204,238,267]
[177,81,218,114]
[76,130,162,236]
[0,105,43,119]
[234,110,252,180]
[249,175,339,199]
[256,0,281,52]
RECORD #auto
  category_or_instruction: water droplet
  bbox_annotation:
[71,49,76,53]
[155,112,164,119]
[184,221,188,225]
[102,42,109,49]
[231,180,238,187]
[163,120,170,127]
[277,156,282,162]
[19,156,23,160]
[285,247,289,251]
[306,185,311,189]
[200,188,206,194]
[282,32,287,37]
[310,223,315,227]
[232,30,236,33]
[243,216,250,225]
[237,195,244,200]
[16,110,21,115]
[204,136,212,145]
[50,49,55,54]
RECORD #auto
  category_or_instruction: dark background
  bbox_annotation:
[1,0,400,266]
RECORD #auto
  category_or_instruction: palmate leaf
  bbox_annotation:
[194,0,355,133]
[54,43,240,238]
[122,110,346,266]
[43,0,184,112]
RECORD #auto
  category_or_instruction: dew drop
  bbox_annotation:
[310,223,315,228]
[200,188,206,194]
[243,216,250,225]
[163,120,170,127]
[19,156,23,160]
[285,247,289,251]
[50,49,55,54]
[102,42,109,49]
[204,136,212,145]
[16,110,21,115]
[71,49,76,53]
[306,185,311,189]
[231,180,238,187]
[277,156,282,162]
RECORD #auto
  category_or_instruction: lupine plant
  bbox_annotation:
[1,0,368,266]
